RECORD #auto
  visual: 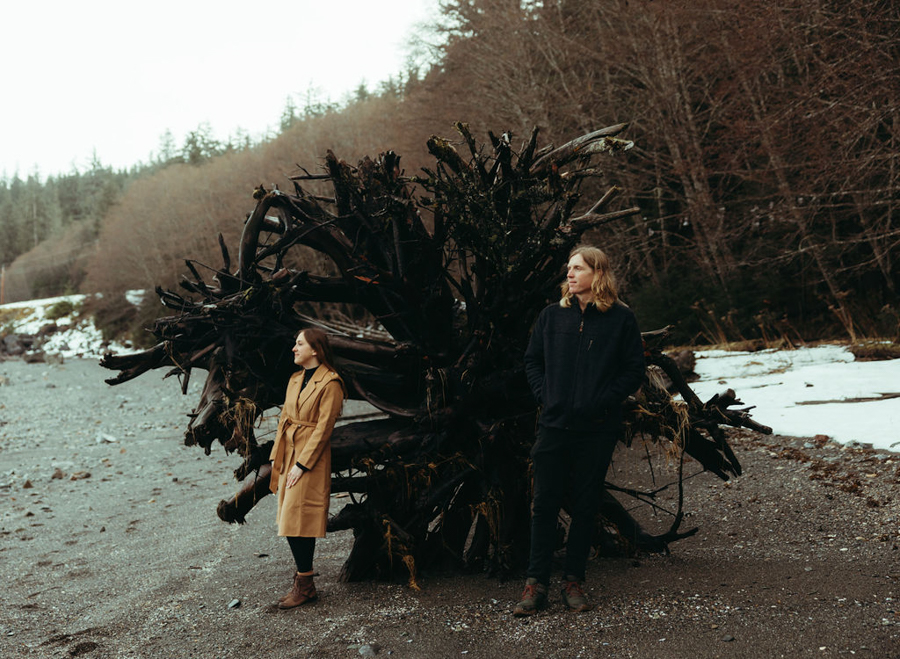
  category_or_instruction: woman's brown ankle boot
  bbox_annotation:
[278,572,318,609]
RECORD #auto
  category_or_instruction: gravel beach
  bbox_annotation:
[1,358,897,658]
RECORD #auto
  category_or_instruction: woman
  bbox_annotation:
[515,245,645,615]
[269,327,345,609]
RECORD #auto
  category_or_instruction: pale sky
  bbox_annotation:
[0,0,438,180]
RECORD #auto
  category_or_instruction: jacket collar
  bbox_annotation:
[571,300,597,315]
[295,363,335,408]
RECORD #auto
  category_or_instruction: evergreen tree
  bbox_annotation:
[279,96,298,132]
[181,123,223,165]
[156,129,179,165]
[352,81,371,103]
[0,180,18,265]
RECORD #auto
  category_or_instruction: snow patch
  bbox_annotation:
[691,344,900,452]
[1,293,137,359]
[125,289,146,306]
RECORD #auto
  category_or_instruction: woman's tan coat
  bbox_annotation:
[269,364,344,537]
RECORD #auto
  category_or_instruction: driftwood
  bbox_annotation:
[101,123,771,584]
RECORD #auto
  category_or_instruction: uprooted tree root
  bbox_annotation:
[101,123,771,582]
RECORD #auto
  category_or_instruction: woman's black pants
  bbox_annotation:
[286,536,316,573]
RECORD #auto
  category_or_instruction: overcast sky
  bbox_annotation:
[0,0,438,180]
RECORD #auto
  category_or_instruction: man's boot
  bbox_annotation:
[561,575,592,612]
[513,577,547,616]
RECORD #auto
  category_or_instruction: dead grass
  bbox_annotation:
[0,306,34,328]
[849,340,900,361]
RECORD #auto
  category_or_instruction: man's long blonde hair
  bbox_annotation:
[559,246,618,312]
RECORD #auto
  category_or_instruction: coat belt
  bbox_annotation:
[269,418,319,493]
[280,418,317,429]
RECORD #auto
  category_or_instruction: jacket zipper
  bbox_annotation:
[567,307,587,427]
[581,319,594,349]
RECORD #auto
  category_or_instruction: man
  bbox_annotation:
[515,245,645,615]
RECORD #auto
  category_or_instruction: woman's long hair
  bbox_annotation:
[559,246,619,312]
[299,327,337,372]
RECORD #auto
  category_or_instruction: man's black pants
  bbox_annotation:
[526,425,618,586]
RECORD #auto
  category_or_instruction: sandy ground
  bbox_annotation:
[0,358,897,659]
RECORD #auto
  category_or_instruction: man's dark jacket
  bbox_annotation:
[524,300,645,431]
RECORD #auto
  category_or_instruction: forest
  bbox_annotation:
[2,0,898,346]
